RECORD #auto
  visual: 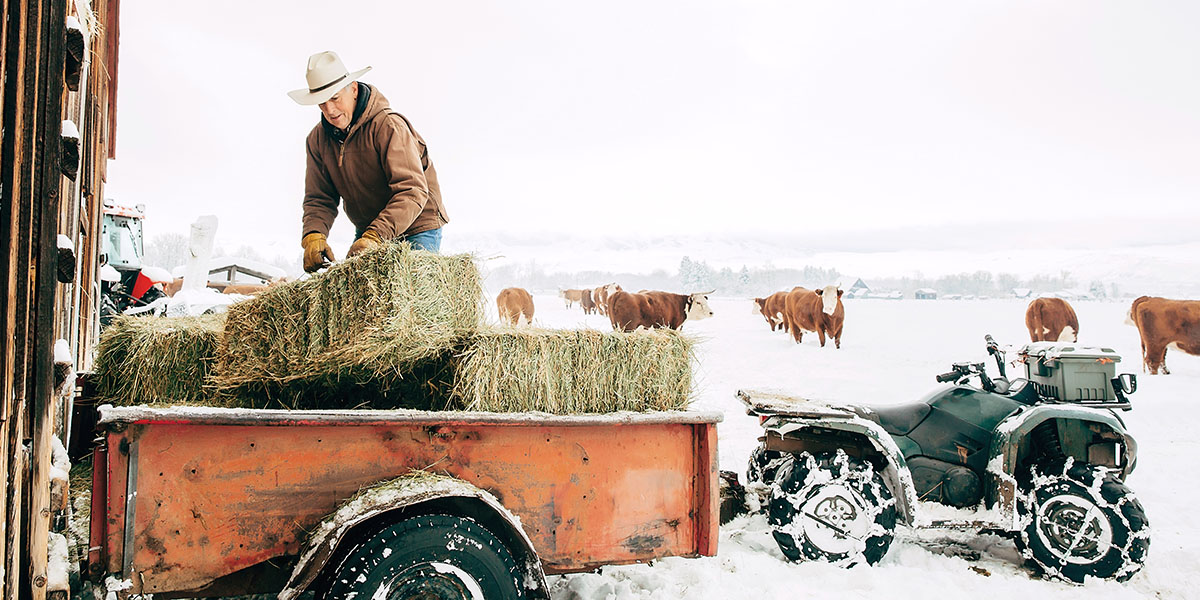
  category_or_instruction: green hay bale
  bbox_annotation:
[452,327,695,413]
[92,314,226,405]
[214,243,484,408]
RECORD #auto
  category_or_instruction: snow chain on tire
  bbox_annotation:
[767,450,897,566]
[1017,458,1150,583]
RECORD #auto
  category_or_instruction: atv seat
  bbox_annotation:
[861,402,932,436]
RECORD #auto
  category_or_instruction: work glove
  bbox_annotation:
[347,230,383,258]
[302,232,335,273]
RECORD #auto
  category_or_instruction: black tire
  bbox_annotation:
[322,514,526,600]
[747,443,786,485]
[767,451,897,565]
[1017,459,1150,583]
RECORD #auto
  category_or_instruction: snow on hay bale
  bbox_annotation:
[93,314,226,405]
[213,243,484,406]
[451,327,695,413]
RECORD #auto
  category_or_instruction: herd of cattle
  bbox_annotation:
[497,286,1199,377]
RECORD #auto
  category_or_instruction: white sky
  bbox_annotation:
[105,1,1200,260]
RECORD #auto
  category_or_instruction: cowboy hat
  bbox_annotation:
[287,51,371,105]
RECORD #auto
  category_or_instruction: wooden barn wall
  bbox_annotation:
[1,0,118,597]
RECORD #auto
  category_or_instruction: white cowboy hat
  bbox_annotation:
[287,51,371,105]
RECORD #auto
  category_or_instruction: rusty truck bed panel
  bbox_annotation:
[93,407,721,596]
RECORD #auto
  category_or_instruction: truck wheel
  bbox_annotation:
[767,450,896,565]
[746,443,786,485]
[1017,460,1149,583]
[323,514,526,600]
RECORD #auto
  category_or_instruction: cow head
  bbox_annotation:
[686,291,715,321]
[814,285,842,315]
[605,282,622,296]
[753,297,766,315]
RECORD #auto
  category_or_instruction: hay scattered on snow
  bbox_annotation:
[452,327,695,413]
[214,243,483,408]
[93,314,225,405]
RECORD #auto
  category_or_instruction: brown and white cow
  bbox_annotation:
[608,290,715,332]
[1125,296,1200,375]
[593,283,622,316]
[753,291,789,332]
[558,288,585,308]
[783,285,844,348]
[1025,297,1079,342]
[497,287,536,326]
[580,289,597,315]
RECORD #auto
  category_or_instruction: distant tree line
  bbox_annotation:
[484,257,1118,299]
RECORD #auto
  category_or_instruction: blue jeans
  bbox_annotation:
[356,227,442,253]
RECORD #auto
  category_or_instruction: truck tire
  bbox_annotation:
[746,443,786,485]
[767,450,896,565]
[322,514,526,600]
[1017,459,1149,583]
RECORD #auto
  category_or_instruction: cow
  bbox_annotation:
[753,291,789,332]
[608,290,714,332]
[1125,296,1200,375]
[593,283,622,316]
[782,285,844,348]
[558,288,585,308]
[580,289,597,315]
[1025,297,1079,342]
[497,287,535,326]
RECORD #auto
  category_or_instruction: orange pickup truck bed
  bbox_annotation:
[89,406,721,597]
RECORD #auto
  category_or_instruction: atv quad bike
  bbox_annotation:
[741,335,1149,583]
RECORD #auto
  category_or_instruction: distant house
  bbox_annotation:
[835,277,870,298]
[172,256,287,289]
[914,288,937,300]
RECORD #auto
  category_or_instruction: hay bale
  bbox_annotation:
[452,327,695,413]
[214,243,483,408]
[93,314,225,405]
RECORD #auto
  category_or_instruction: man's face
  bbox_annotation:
[319,83,358,130]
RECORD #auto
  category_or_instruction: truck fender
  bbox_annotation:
[768,416,920,526]
[278,473,549,600]
[987,405,1136,530]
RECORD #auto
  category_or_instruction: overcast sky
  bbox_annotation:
[105,1,1200,260]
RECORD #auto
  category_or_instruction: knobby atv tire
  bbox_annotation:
[768,450,897,565]
[1017,459,1149,583]
[747,443,787,485]
[321,514,526,600]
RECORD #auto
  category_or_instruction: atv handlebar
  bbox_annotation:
[935,371,960,383]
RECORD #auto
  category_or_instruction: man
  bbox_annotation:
[289,51,449,272]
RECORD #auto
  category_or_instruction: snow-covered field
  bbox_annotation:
[494,293,1198,599]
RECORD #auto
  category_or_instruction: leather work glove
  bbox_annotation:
[347,230,383,258]
[302,232,336,273]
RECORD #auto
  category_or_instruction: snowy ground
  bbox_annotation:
[492,293,1197,599]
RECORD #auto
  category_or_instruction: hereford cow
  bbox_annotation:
[783,285,844,348]
[1025,297,1079,342]
[497,287,536,326]
[593,283,622,316]
[580,289,597,315]
[753,291,789,332]
[558,288,585,308]
[1125,296,1200,375]
[608,290,714,332]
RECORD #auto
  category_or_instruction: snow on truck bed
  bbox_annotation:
[511,294,1197,599]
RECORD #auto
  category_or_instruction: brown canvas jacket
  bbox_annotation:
[302,84,448,240]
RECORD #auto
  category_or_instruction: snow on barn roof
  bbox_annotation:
[835,276,869,291]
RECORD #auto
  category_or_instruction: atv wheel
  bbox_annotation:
[747,443,787,485]
[1017,459,1149,583]
[321,514,526,600]
[767,450,896,565]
